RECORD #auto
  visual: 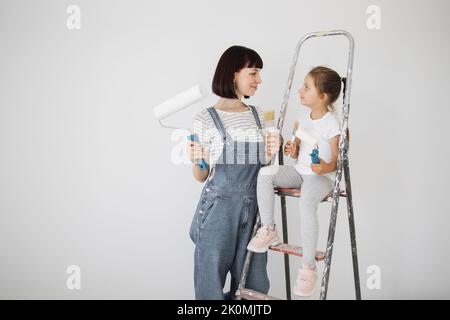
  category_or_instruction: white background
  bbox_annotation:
[1,0,449,299]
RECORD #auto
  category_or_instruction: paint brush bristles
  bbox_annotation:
[291,120,299,142]
[263,110,275,128]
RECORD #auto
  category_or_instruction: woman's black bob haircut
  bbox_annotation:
[212,45,263,99]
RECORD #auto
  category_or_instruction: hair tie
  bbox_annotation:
[341,77,347,100]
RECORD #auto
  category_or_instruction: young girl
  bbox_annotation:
[246,66,344,297]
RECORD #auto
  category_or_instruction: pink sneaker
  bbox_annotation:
[246,225,281,253]
[293,264,317,297]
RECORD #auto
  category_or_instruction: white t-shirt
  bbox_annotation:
[294,109,341,181]
[193,105,266,177]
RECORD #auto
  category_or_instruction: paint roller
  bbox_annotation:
[153,85,209,170]
[295,125,321,164]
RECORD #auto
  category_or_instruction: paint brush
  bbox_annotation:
[291,120,299,142]
[263,110,275,128]
[262,109,279,170]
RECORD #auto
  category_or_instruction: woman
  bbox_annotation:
[187,45,279,300]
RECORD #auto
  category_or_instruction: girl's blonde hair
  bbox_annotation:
[307,66,346,111]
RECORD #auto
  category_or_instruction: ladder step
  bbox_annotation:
[237,288,281,300]
[274,187,346,201]
[269,243,326,261]
[274,187,301,197]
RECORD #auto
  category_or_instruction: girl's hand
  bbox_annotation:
[284,139,300,159]
[265,131,281,157]
[186,141,208,165]
[311,158,326,175]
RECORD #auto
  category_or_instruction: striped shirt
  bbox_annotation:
[193,105,268,175]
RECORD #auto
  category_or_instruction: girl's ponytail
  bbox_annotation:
[341,77,347,101]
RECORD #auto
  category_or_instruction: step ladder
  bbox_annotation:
[236,30,361,300]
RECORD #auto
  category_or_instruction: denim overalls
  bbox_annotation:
[189,105,270,300]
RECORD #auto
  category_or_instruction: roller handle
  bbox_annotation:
[310,148,320,164]
[187,134,209,171]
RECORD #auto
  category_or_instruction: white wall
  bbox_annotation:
[1,0,449,299]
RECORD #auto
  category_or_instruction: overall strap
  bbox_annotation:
[249,105,263,129]
[207,107,227,141]
[249,105,265,165]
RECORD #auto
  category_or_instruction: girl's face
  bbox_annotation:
[234,67,262,98]
[299,75,326,107]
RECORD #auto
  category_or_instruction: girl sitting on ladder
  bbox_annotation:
[247,66,345,297]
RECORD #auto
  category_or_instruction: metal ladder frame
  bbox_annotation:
[236,30,361,300]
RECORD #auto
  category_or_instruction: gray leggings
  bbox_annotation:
[256,165,333,266]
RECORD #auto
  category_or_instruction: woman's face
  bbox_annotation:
[234,67,262,98]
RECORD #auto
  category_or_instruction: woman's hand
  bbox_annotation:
[265,131,281,158]
[284,138,300,159]
[187,141,210,183]
[186,141,208,165]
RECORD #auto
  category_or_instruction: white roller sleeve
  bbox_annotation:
[153,85,206,120]
[295,128,318,147]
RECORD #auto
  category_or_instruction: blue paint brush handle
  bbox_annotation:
[310,148,320,164]
[187,134,209,171]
